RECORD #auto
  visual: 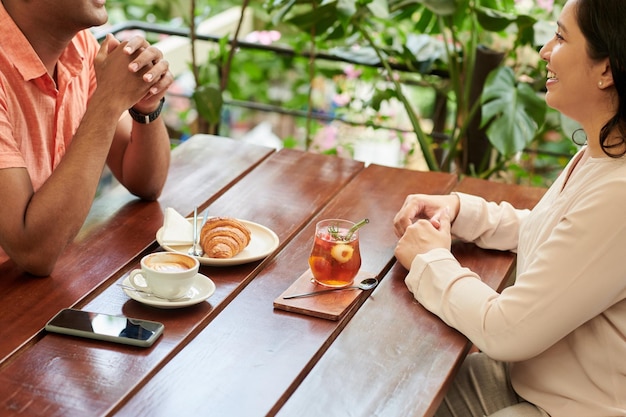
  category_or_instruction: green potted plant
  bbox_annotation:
[115,0,570,181]
[259,0,563,177]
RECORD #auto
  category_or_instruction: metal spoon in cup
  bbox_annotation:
[188,207,203,257]
[283,277,378,299]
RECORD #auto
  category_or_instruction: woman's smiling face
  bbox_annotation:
[539,0,611,125]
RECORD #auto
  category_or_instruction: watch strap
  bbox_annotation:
[128,97,165,124]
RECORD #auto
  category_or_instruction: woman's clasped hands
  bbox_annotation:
[393,194,460,269]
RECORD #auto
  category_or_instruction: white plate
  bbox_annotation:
[121,274,216,309]
[156,218,280,266]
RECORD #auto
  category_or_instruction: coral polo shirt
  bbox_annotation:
[0,2,99,263]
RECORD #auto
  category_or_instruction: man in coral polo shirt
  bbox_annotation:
[0,0,173,275]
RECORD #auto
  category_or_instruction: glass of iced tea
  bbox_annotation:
[308,219,363,288]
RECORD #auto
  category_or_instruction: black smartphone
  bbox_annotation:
[45,308,164,348]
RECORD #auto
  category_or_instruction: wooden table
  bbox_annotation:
[0,135,545,417]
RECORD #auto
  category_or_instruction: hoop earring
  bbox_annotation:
[572,128,587,146]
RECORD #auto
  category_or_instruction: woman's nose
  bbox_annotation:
[539,44,550,62]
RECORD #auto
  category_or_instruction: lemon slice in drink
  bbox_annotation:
[331,244,354,263]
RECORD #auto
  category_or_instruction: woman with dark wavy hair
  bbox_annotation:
[393,0,626,415]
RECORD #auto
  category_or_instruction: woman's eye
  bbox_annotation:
[555,31,564,41]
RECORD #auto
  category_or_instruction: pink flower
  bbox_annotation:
[332,92,351,107]
[313,125,338,151]
[400,138,413,154]
[245,30,281,45]
[537,0,553,12]
[343,65,362,80]
[515,0,553,12]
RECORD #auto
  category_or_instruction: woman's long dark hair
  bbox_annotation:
[576,0,626,157]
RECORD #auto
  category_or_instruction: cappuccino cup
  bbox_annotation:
[129,252,199,299]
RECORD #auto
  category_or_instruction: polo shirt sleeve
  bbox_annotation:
[0,88,27,169]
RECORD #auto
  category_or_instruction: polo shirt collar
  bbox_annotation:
[0,1,86,82]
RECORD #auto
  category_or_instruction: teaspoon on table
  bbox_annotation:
[117,284,191,302]
[283,277,378,299]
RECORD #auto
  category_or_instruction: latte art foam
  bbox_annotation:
[148,261,190,272]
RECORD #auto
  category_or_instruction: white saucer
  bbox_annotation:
[156,218,280,266]
[121,273,216,309]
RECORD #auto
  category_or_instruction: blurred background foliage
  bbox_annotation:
[102,0,577,188]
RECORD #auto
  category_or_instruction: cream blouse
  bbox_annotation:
[405,148,626,416]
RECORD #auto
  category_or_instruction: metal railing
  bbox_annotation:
[96,21,441,137]
[95,21,571,163]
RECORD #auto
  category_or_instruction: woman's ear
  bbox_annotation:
[598,59,614,89]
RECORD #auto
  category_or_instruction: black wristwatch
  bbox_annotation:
[128,97,165,124]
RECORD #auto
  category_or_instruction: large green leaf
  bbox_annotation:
[285,3,343,35]
[192,84,223,126]
[329,46,381,65]
[389,0,456,16]
[475,6,516,32]
[481,67,546,156]
[268,0,297,26]
[337,0,357,16]
[514,14,538,46]
[420,0,456,15]
[366,0,389,18]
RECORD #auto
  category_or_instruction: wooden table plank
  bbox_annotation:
[0,137,550,417]
[279,261,468,417]
[0,148,364,416]
[278,177,546,417]
[113,166,457,417]
[0,135,274,363]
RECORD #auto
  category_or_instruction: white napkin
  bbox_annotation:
[161,207,194,246]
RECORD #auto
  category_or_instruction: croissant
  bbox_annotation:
[200,217,252,258]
